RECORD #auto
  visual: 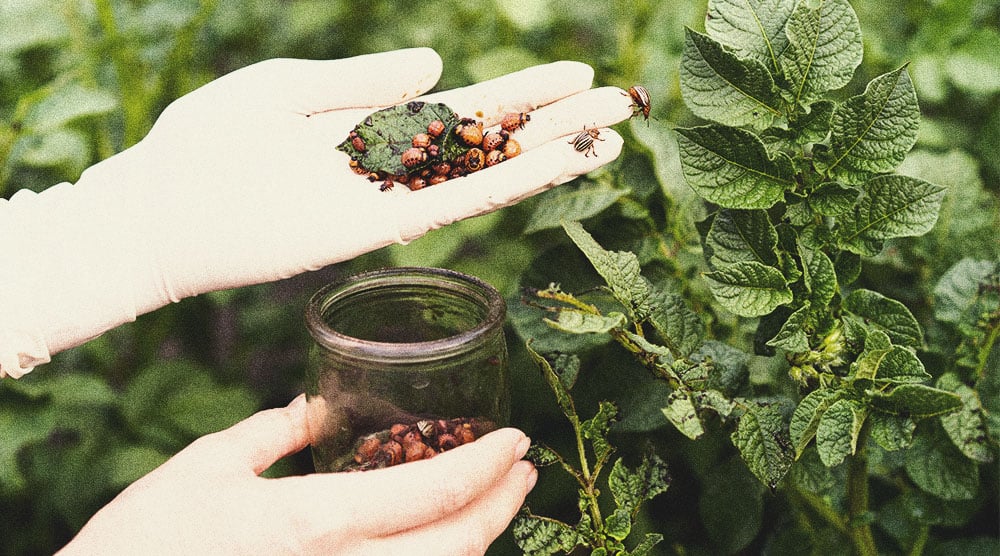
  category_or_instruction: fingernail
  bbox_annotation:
[514,434,531,460]
[525,465,538,492]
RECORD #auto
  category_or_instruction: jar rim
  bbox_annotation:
[305,267,506,364]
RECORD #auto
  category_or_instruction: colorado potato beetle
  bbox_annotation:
[464,148,486,172]
[485,149,506,167]
[349,130,366,152]
[412,133,432,149]
[502,137,522,159]
[455,120,484,147]
[401,147,428,168]
[482,131,507,152]
[626,85,651,121]
[427,119,446,138]
[349,158,368,175]
[569,126,604,157]
[431,161,451,176]
[501,112,530,132]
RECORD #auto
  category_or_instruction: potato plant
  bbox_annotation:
[511,1,997,554]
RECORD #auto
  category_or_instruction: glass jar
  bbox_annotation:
[304,267,509,472]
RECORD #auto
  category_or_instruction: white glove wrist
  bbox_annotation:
[0,156,154,377]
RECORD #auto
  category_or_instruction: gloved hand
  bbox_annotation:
[58,395,537,555]
[0,48,633,377]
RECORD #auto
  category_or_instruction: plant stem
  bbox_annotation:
[975,321,999,381]
[791,487,850,537]
[907,524,929,556]
[94,0,148,147]
[846,419,877,556]
[571,418,605,538]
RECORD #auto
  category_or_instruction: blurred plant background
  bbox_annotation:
[1,0,997,554]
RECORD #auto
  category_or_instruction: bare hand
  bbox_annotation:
[59,395,537,555]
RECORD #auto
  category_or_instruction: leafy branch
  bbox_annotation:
[517,1,998,554]
[513,343,668,556]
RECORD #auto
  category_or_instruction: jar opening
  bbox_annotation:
[305,267,506,364]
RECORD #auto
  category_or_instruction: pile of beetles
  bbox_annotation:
[339,101,533,192]
[338,85,651,192]
[349,416,491,470]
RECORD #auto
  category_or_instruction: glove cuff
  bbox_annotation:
[0,151,170,377]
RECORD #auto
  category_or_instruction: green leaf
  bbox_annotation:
[731,403,794,488]
[836,174,947,256]
[336,102,462,176]
[526,341,577,422]
[978,343,1000,441]
[834,251,861,287]
[801,246,838,306]
[944,28,1000,96]
[661,390,705,440]
[703,209,779,269]
[843,289,923,347]
[898,150,1000,274]
[705,0,795,70]
[18,128,91,172]
[608,453,670,516]
[875,346,932,384]
[0,2,68,54]
[869,384,962,418]
[628,533,664,556]
[767,302,812,353]
[852,330,931,384]
[904,424,979,500]
[808,182,858,217]
[644,287,705,358]
[562,220,652,320]
[582,401,618,465]
[604,508,632,541]
[853,329,893,381]
[676,126,794,209]
[8,372,115,407]
[788,446,843,496]
[937,373,995,463]
[546,310,628,335]
[512,512,582,555]
[869,412,916,451]
[108,445,170,488]
[694,389,738,419]
[790,388,841,458]
[680,28,783,129]
[524,183,631,234]
[699,340,752,395]
[698,456,766,554]
[525,444,563,467]
[816,398,866,467]
[933,258,999,324]
[788,100,835,144]
[22,82,117,133]
[779,0,862,103]
[551,352,581,391]
[164,379,258,438]
[121,360,249,448]
[703,261,794,317]
[0,396,58,490]
[821,66,920,183]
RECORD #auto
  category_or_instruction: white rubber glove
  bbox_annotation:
[0,48,632,377]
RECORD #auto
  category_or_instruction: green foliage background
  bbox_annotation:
[1,1,997,554]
